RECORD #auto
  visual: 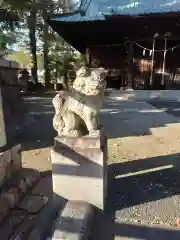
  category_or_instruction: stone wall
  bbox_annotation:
[0,67,19,86]
[0,58,23,145]
[0,144,21,188]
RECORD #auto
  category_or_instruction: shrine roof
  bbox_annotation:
[47,0,180,52]
[51,0,180,22]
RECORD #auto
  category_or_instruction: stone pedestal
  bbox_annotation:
[51,129,107,210]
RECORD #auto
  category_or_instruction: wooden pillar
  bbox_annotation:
[127,42,135,89]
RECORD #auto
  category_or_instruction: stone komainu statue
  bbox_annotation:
[52,66,108,137]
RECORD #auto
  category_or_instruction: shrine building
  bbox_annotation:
[48,0,180,90]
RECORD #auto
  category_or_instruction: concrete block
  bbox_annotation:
[51,129,108,210]
[50,200,94,240]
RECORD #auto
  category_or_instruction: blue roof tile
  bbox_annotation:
[51,0,180,22]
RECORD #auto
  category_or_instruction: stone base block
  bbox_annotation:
[51,129,107,210]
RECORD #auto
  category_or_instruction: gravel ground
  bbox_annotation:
[18,93,180,239]
[97,97,180,239]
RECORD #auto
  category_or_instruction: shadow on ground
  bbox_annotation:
[33,140,180,239]
[108,153,180,214]
[101,99,180,139]
[8,92,180,238]
[90,153,180,239]
[18,93,56,151]
[12,93,180,150]
[148,100,180,117]
[48,143,180,240]
[91,210,180,240]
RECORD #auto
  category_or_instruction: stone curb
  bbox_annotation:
[48,200,94,240]
[108,90,180,102]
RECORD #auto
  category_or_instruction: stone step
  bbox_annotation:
[48,200,94,240]
[0,176,52,240]
[0,168,40,228]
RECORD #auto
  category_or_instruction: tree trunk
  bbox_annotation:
[64,71,69,89]
[28,9,38,84]
[43,17,50,88]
